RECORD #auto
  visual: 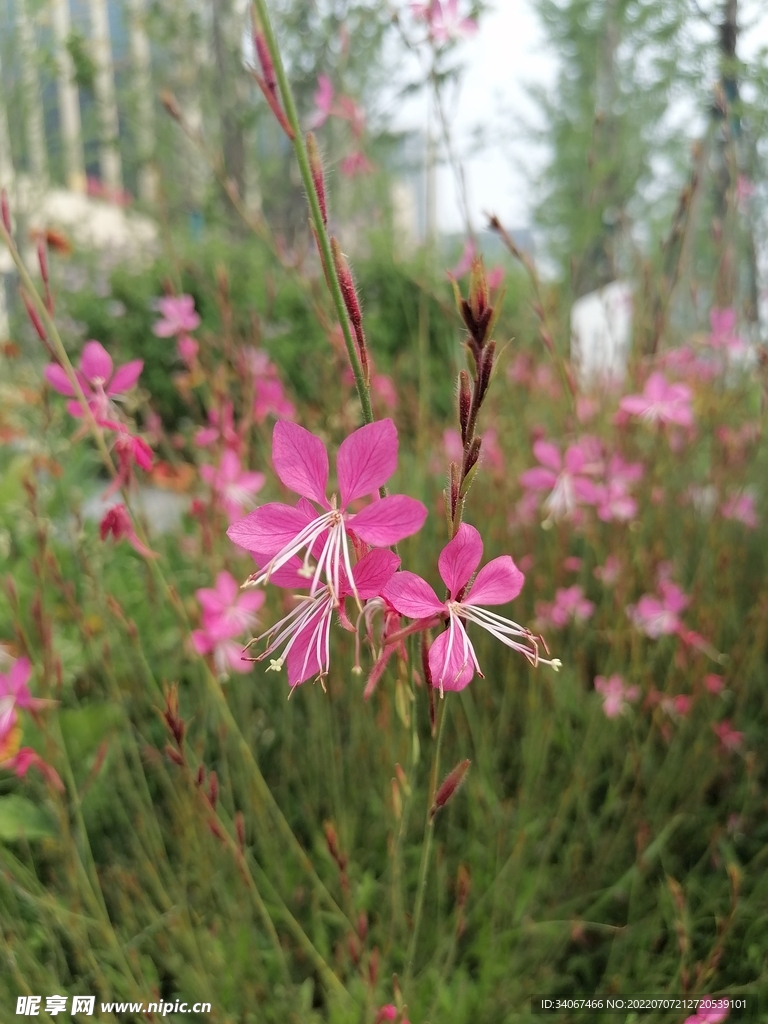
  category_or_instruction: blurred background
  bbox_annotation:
[2,1,768,1022]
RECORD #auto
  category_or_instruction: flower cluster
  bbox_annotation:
[0,656,61,789]
[225,419,556,692]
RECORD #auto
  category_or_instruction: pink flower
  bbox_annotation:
[195,572,265,641]
[102,429,154,498]
[0,658,50,721]
[177,334,199,367]
[705,673,725,694]
[563,556,582,572]
[100,505,158,559]
[627,580,688,638]
[487,265,505,290]
[195,401,240,451]
[519,439,601,522]
[594,555,620,586]
[721,491,757,528]
[712,721,743,753]
[152,295,200,337]
[383,523,559,693]
[309,75,334,128]
[449,239,476,279]
[192,571,265,678]
[253,549,399,689]
[201,450,265,523]
[254,376,296,423]
[340,150,374,177]
[706,307,748,358]
[619,372,694,427]
[1,746,64,790]
[227,419,427,605]
[594,674,639,718]
[412,0,478,42]
[594,454,643,522]
[44,341,143,424]
[537,585,595,629]
[684,1003,729,1024]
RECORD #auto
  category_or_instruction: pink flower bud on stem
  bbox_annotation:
[331,237,369,384]
[251,21,295,140]
[1,188,10,233]
[165,744,184,766]
[20,287,48,343]
[458,370,471,445]
[306,132,327,226]
[430,759,471,820]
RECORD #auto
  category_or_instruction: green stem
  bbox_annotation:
[250,0,373,424]
[404,696,448,991]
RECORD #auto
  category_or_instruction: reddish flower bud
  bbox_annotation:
[253,29,277,94]
[160,89,182,122]
[208,770,219,809]
[165,744,184,766]
[368,946,379,988]
[430,759,470,819]
[306,132,327,226]
[331,237,369,383]
[1,188,10,233]
[195,764,206,788]
[21,288,47,343]
[477,340,496,403]
[357,910,368,943]
[235,811,246,850]
[462,437,481,478]
[37,238,49,287]
[348,932,360,965]
[468,256,489,324]
[458,370,471,444]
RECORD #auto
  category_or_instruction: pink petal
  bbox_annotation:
[107,360,143,394]
[350,549,400,599]
[384,571,445,618]
[152,320,177,338]
[351,495,427,546]
[438,523,483,598]
[44,363,76,396]
[191,630,213,655]
[216,571,239,604]
[618,395,650,416]
[9,657,32,698]
[285,607,330,686]
[223,640,252,674]
[533,440,562,471]
[227,502,314,556]
[563,446,586,474]
[519,467,557,491]
[429,625,476,692]
[467,556,524,606]
[80,341,113,383]
[238,590,266,614]
[272,421,329,506]
[337,419,398,505]
[197,588,226,617]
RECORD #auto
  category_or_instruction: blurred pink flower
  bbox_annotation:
[191,572,264,678]
[683,1000,730,1024]
[201,450,265,522]
[309,74,334,128]
[594,454,643,522]
[594,555,620,586]
[537,585,595,629]
[177,334,199,367]
[661,693,692,718]
[721,491,757,528]
[576,394,599,423]
[487,265,505,290]
[705,673,725,694]
[153,295,200,338]
[412,0,478,42]
[594,674,639,718]
[100,504,157,559]
[627,580,688,638]
[707,307,748,357]
[519,439,601,522]
[619,372,693,427]
[1,746,64,789]
[0,658,48,714]
[254,376,296,423]
[384,523,557,692]
[44,341,143,425]
[712,721,743,753]
[340,150,374,176]
[449,239,476,279]
[103,428,154,498]
[443,428,464,464]
[227,420,427,604]
[563,556,582,572]
[195,401,240,451]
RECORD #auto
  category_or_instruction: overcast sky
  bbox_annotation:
[390,0,768,235]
